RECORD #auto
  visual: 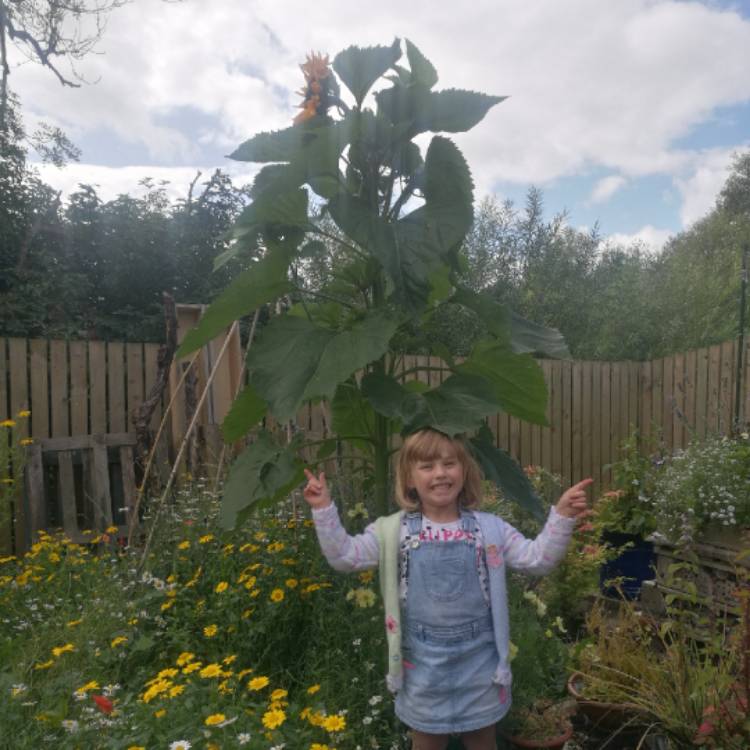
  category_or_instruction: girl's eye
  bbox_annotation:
[418,463,433,470]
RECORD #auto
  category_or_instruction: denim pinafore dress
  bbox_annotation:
[394,511,508,734]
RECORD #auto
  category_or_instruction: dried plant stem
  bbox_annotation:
[137,323,239,570]
[126,349,200,547]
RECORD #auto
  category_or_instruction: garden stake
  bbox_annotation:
[126,348,200,547]
[137,322,239,570]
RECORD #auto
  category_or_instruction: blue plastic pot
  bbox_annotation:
[599,531,655,599]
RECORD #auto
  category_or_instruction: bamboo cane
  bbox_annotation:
[137,322,239,569]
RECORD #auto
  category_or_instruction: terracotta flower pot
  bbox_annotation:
[567,670,646,731]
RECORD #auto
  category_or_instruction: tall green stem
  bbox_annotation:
[371,272,391,516]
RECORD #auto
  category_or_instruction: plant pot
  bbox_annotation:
[502,724,573,749]
[567,670,647,731]
[600,531,655,599]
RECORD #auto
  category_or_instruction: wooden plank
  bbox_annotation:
[509,416,521,462]
[581,362,592,486]
[108,342,126,433]
[719,340,734,435]
[661,356,674,452]
[520,417,532,469]
[8,338,29,439]
[540,361,552,474]
[672,352,685,451]
[496,412,509,454]
[49,340,69,438]
[57,451,78,540]
[617,361,630,452]
[561,360,572,488]
[707,344,722,435]
[590,362,602,496]
[0,338,7,422]
[640,360,653,447]
[126,343,144,432]
[39,433,136,452]
[684,349,697,442]
[29,339,49,439]
[550,361,563,480]
[651,358,664,446]
[24,443,45,544]
[69,341,88,436]
[694,347,709,439]
[119,445,138,533]
[600,362,611,487]
[628,361,639,440]
[143,343,163,430]
[571,361,582,485]
[91,440,113,528]
[610,363,623,479]
[89,341,107,434]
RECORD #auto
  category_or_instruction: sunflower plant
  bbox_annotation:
[177,39,570,526]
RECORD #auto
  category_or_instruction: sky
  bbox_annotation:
[12,0,750,252]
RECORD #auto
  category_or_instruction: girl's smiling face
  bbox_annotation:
[408,441,465,522]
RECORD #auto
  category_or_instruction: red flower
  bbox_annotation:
[92,694,114,714]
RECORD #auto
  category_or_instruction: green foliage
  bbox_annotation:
[648,433,750,544]
[175,38,567,524]
[595,431,660,538]
[500,578,570,733]
[0,485,404,748]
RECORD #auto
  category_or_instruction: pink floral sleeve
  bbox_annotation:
[311,504,379,572]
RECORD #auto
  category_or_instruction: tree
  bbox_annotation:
[0,0,129,129]
[178,40,570,526]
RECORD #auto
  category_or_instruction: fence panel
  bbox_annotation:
[2,336,748,517]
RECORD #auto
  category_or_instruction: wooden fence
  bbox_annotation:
[0,338,165,441]
[2,335,749,501]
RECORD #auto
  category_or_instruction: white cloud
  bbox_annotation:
[588,175,627,204]
[673,145,746,228]
[7,0,750,234]
[605,225,674,252]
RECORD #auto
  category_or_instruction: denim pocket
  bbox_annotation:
[424,546,466,601]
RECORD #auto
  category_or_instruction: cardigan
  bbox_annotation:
[311,503,576,693]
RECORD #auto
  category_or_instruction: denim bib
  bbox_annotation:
[395,511,506,734]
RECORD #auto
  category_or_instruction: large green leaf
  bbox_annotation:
[327,192,434,313]
[457,340,548,425]
[220,431,305,528]
[333,40,401,106]
[247,311,399,422]
[331,379,376,453]
[222,383,268,441]
[176,248,294,358]
[230,118,350,200]
[421,135,474,250]
[510,310,571,359]
[405,39,438,89]
[229,125,306,163]
[416,89,507,133]
[376,85,505,136]
[361,371,502,436]
[451,287,511,343]
[233,187,310,231]
[469,424,544,520]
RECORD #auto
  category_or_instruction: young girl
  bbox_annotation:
[303,428,591,750]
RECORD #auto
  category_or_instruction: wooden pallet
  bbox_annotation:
[23,433,138,548]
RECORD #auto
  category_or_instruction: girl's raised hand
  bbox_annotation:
[303,468,332,510]
[555,477,593,519]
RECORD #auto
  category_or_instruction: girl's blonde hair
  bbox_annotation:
[394,429,485,512]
